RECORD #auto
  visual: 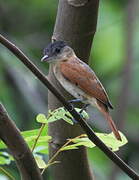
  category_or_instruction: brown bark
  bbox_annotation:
[48,0,99,180]
[0,103,42,180]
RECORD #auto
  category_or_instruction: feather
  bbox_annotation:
[60,57,113,109]
[97,100,121,141]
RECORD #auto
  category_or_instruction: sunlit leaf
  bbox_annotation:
[0,141,7,149]
[24,135,51,148]
[35,155,47,169]
[36,114,48,124]
[61,144,79,151]
[70,132,127,151]
[97,132,127,151]
[47,107,89,125]
[21,126,48,137]
[33,146,49,154]
[0,155,11,165]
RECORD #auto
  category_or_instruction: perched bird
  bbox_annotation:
[41,41,121,141]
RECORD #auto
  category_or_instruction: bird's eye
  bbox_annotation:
[55,48,61,53]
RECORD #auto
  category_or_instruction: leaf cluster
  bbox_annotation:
[0,107,127,178]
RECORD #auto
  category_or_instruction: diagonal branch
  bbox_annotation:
[0,34,139,179]
[0,103,42,180]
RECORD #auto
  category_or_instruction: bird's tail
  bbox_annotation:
[97,102,122,141]
[103,112,121,141]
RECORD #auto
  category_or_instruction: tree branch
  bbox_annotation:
[0,34,139,179]
[0,103,42,180]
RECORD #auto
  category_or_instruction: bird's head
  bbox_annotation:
[41,41,75,63]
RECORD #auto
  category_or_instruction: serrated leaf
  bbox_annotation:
[36,114,48,123]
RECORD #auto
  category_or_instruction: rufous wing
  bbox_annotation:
[60,57,113,109]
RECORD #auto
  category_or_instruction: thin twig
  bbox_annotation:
[31,124,46,152]
[32,112,53,152]
[41,134,86,174]
[0,34,139,179]
[0,167,15,180]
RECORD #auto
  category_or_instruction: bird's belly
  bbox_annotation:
[60,79,85,100]
[53,65,86,100]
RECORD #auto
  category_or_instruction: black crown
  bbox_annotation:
[44,41,67,55]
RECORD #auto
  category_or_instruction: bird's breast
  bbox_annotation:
[53,63,99,108]
[53,63,86,101]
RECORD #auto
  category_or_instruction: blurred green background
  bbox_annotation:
[0,0,139,179]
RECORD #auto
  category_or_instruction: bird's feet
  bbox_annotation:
[68,98,82,104]
[79,104,89,113]
[67,99,89,123]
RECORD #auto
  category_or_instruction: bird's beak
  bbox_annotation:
[41,55,49,62]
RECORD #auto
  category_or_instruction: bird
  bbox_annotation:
[41,41,121,141]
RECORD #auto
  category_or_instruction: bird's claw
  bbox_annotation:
[79,104,89,113]
[68,99,82,104]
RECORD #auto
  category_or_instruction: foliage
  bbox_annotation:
[0,108,127,178]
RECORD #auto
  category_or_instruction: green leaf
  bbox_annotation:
[36,114,48,124]
[97,132,127,151]
[21,127,51,153]
[47,108,72,124]
[70,132,127,152]
[0,141,7,149]
[35,155,47,169]
[24,135,51,150]
[21,126,48,137]
[25,135,51,142]
[47,107,89,125]
[47,109,66,123]
[33,146,49,154]
[21,125,49,143]
[61,144,79,151]
[0,152,13,165]
[0,155,11,165]
[22,129,41,137]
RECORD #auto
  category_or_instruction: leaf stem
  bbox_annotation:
[31,124,46,152]
[0,167,15,180]
[41,134,86,174]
